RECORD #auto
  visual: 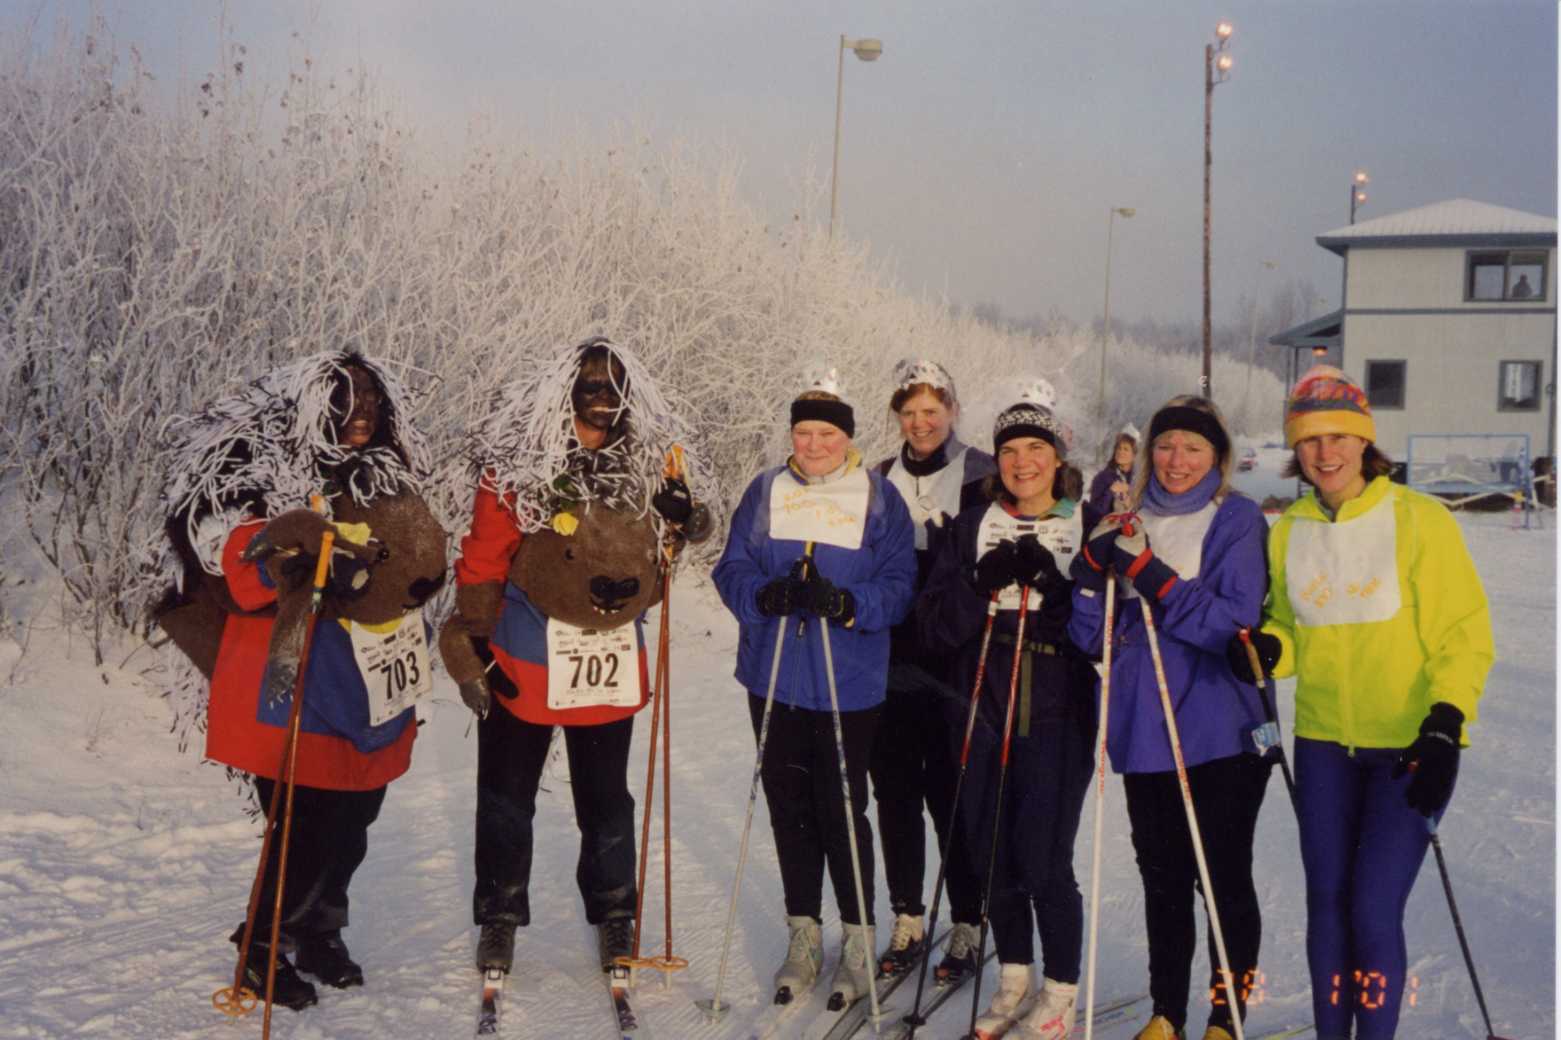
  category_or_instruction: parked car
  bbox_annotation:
[1237,447,1258,472]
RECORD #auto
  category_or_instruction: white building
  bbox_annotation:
[1273,198,1557,462]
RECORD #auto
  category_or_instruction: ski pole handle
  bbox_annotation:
[1237,627,1267,691]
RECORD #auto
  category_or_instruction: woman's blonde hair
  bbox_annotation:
[1128,395,1234,509]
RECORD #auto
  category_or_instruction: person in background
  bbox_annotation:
[1070,396,1272,1040]
[917,380,1097,1039]
[712,371,916,1010]
[870,359,994,982]
[1084,427,1138,534]
[1229,366,1494,1040]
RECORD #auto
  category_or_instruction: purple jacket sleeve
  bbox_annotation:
[712,473,774,628]
[1151,496,1269,654]
[840,475,918,633]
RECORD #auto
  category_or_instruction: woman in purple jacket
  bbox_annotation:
[1069,396,1272,1040]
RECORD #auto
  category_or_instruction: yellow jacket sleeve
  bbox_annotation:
[1406,494,1494,729]
[1260,513,1298,679]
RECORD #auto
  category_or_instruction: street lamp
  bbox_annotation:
[1349,169,1369,224]
[829,35,883,239]
[1202,20,1233,397]
[1098,206,1137,430]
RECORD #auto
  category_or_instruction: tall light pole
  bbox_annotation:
[1098,206,1137,430]
[1349,169,1369,224]
[829,35,883,239]
[1202,21,1233,397]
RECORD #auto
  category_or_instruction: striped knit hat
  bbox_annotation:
[1284,365,1376,448]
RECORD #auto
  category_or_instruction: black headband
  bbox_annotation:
[1148,405,1229,462]
[791,398,855,438]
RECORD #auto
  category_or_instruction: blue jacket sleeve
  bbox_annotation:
[1152,496,1269,655]
[1068,579,1108,659]
[712,474,774,627]
[839,476,917,632]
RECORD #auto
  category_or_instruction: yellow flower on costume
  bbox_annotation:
[551,512,579,536]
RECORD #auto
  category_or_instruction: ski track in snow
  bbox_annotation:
[0,502,1553,1039]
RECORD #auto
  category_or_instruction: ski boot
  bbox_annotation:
[1016,977,1079,1039]
[597,913,635,972]
[877,913,926,978]
[773,915,823,1004]
[935,921,980,986]
[972,963,1033,1037]
[1131,1015,1186,1040]
[827,922,874,1010]
[239,940,319,1011]
[476,922,517,973]
[294,930,364,989]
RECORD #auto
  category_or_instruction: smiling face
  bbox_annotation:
[897,388,955,459]
[1296,433,1368,510]
[1151,429,1217,496]
[792,420,851,477]
[1114,439,1136,469]
[998,435,1060,513]
[332,366,383,449]
[571,352,627,435]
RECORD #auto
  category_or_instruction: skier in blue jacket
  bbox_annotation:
[713,373,917,1010]
[1069,396,1272,1040]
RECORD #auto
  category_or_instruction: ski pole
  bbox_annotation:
[965,589,1032,1040]
[904,593,1001,1039]
[1237,627,1299,816]
[1139,591,1246,1040]
[1426,818,1512,1040]
[1082,570,1117,1040]
[696,575,795,1020]
[214,525,335,1027]
[817,607,884,1028]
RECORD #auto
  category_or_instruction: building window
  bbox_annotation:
[1498,360,1542,411]
[1466,250,1548,301]
[1365,359,1406,410]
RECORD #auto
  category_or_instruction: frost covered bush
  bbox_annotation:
[0,22,1280,660]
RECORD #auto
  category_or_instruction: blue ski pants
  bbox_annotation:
[1295,738,1451,1040]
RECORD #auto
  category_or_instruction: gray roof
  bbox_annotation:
[1317,198,1557,256]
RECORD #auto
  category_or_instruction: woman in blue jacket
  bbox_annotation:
[1069,396,1272,1040]
[713,378,917,1009]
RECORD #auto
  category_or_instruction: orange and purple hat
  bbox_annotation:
[1284,365,1375,448]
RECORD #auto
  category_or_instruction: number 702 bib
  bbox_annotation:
[546,619,644,711]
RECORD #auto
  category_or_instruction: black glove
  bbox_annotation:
[1393,702,1463,816]
[1226,630,1282,684]
[652,478,694,525]
[973,540,1022,594]
[1078,514,1128,575]
[803,575,856,627]
[1013,535,1062,590]
[757,576,805,617]
[1069,552,1107,593]
[326,551,375,601]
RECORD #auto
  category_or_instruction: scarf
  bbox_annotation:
[1142,467,1221,516]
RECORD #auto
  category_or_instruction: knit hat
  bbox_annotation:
[993,376,1067,453]
[1284,365,1375,448]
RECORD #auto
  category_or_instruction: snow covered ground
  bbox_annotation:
[0,470,1553,1039]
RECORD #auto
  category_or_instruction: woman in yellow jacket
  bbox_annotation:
[1229,367,1493,1040]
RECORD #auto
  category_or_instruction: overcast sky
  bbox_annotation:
[16,0,1560,332]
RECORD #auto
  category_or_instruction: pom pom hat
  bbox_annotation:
[892,358,957,401]
[1284,365,1376,448]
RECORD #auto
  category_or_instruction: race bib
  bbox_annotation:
[1285,495,1402,627]
[976,503,1080,612]
[348,614,433,726]
[1119,502,1217,601]
[769,467,870,550]
[546,619,644,711]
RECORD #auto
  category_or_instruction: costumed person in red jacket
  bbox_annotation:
[440,336,712,979]
[155,353,447,1010]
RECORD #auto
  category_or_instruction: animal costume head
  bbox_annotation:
[152,353,446,738]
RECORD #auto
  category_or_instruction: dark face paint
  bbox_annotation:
[332,366,383,449]
[571,354,627,433]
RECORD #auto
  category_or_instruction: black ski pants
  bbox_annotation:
[869,659,982,924]
[1123,752,1272,1034]
[960,707,1093,980]
[749,696,881,926]
[473,708,638,928]
[246,777,387,946]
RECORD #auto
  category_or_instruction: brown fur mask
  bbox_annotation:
[511,503,662,630]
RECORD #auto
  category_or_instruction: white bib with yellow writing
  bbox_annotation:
[769,467,871,550]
